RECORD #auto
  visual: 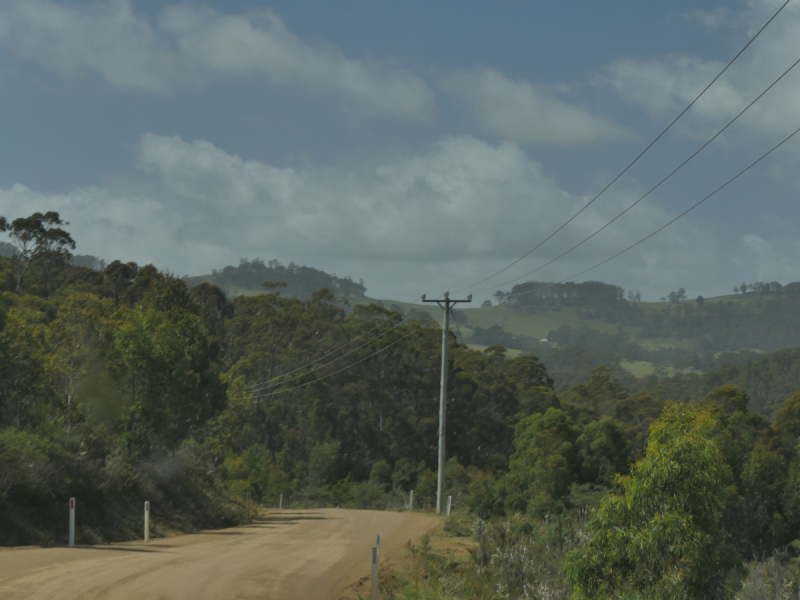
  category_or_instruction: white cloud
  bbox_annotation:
[0,0,435,120]
[0,132,793,302]
[0,0,173,93]
[440,67,632,145]
[687,7,738,31]
[600,0,800,140]
[133,132,582,262]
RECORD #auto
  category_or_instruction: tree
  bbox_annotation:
[506,354,559,417]
[774,390,800,458]
[560,366,629,425]
[0,212,75,294]
[576,416,629,484]
[103,261,138,307]
[109,302,227,455]
[503,408,579,517]
[740,444,788,555]
[565,403,741,600]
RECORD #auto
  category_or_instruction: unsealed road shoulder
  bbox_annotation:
[0,509,439,600]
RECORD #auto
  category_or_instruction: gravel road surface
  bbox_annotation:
[0,509,439,599]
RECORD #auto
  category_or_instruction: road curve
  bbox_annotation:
[0,509,439,599]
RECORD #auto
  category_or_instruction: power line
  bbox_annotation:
[503,123,800,301]
[240,1,793,394]
[266,122,800,394]
[243,295,432,392]
[264,396,450,411]
[469,52,800,295]
[246,313,419,392]
[249,324,428,398]
[451,0,791,296]
[243,302,414,390]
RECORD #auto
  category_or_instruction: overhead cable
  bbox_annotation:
[242,0,793,394]
[451,0,791,295]
[470,52,800,294]
[244,302,416,390]
[246,313,425,392]
[503,123,800,301]
[249,325,426,398]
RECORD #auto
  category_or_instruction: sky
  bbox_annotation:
[1,0,799,303]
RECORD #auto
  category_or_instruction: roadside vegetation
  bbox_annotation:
[6,211,800,597]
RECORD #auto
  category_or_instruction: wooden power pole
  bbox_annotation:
[421,291,471,513]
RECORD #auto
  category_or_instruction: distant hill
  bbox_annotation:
[631,347,800,417]
[181,264,800,390]
[379,280,800,388]
[183,258,367,301]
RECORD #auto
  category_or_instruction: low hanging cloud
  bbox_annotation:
[600,0,800,140]
[133,132,585,262]
[0,0,435,121]
[440,67,632,145]
[0,132,794,302]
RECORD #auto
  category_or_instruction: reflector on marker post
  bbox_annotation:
[69,497,75,547]
[144,501,150,542]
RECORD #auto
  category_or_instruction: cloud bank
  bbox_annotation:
[0,132,793,302]
[600,0,800,140]
[442,68,632,145]
[0,0,435,120]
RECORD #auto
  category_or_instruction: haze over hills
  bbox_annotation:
[8,210,800,600]
[183,259,800,392]
[177,257,800,418]
[183,259,368,303]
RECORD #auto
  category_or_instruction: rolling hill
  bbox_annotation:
[183,262,800,388]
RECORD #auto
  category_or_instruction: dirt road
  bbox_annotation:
[0,509,439,599]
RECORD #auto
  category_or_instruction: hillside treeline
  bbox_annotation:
[632,347,800,417]
[466,372,800,597]
[0,212,558,544]
[187,258,367,300]
[9,212,800,599]
[490,279,800,356]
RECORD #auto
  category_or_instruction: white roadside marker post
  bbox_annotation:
[371,547,379,600]
[144,501,150,542]
[409,490,413,511]
[446,495,452,519]
[279,493,283,509]
[68,497,75,547]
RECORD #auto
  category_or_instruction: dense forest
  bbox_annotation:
[0,211,559,544]
[7,212,800,597]
[632,347,800,417]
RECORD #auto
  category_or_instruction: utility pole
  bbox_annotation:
[421,291,471,513]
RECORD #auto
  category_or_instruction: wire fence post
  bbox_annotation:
[409,489,413,511]
[446,495,452,519]
[68,497,75,548]
[144,501,150,542]
[279,493,283,509]
[246,492,251,521]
